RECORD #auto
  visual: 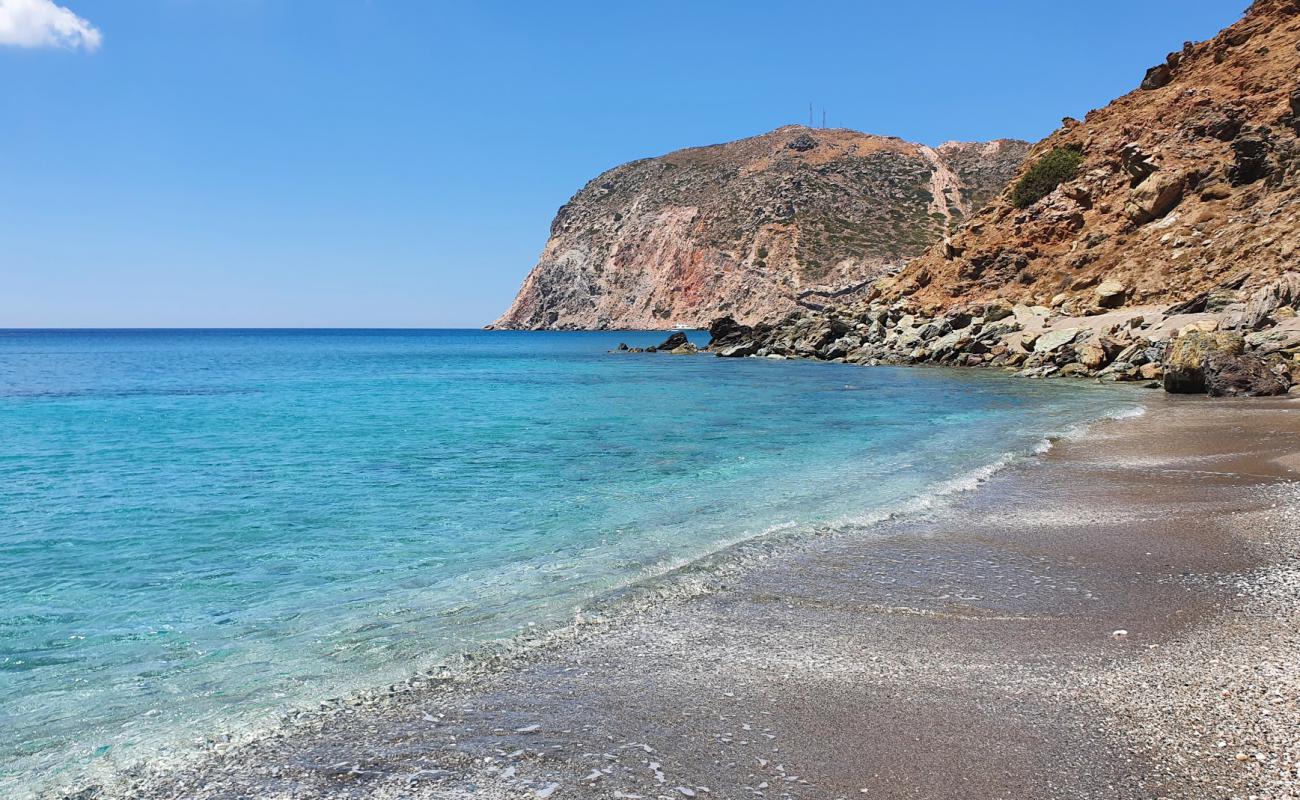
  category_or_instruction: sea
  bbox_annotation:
[0,328,1143,796]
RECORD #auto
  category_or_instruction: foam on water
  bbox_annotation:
[0,329,1142,796]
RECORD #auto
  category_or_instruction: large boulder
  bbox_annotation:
[1162,331,1245,393]
[1125,172,1184,224]
[1075,342,1110,370]
[655,331,690,351]
[1203,352,1291,397]
[1034,327,1085,354]
[1094,280,1128,309]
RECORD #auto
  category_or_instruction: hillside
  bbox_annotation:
[877,0,1299,314]
[703,0,1300,397]
[491,128,1029,330]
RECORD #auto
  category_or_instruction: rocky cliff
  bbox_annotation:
[492,128,1029,330]
[700,0,1300,397]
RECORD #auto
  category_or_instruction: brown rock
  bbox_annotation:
[1140,63,1173,90]
[1162,331,1246,393]
[1203,352,1291,396]
[1125,172,1185,224]
[1076,343,1110,370]
[1094,280,1128,309]
[1200,183,1234,201]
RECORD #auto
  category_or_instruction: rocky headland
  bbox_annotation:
[492,128,1029,330]
[689,0,1300,398]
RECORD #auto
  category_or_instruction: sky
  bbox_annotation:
[1,0,1249,328]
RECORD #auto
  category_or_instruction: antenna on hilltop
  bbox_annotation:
[808,102,813,128]
[822,109,826,129]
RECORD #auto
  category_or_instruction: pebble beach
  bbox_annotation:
[72,394,1300,800]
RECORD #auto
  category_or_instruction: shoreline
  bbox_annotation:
[53,395,1300,800]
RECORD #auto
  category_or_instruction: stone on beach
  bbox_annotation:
[1203,351,1291,397]
[1033,327,1085,354]
[1161,331,1245,394]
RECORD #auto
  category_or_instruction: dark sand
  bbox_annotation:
[84,396,1300,800]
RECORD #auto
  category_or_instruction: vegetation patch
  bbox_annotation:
[1010,147,1084,208]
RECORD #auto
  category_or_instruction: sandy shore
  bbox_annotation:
[80,395,1300,800]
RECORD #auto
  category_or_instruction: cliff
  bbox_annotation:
[492,128,1029,330]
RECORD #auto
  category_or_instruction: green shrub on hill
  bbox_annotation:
[1010,147,1084,208]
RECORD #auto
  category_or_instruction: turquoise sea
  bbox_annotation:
[0,329,1141,795]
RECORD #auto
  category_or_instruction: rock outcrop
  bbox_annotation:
[689,0,1300,397]
[492,128,1029,330]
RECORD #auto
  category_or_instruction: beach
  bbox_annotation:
[97,393,1300,800]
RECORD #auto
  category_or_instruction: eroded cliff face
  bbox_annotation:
[877,0,1300,315]
[491,127,1028,330]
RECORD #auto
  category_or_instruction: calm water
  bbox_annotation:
[0,329,1140,794]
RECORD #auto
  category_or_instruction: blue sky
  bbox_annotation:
[1,1,1245,328]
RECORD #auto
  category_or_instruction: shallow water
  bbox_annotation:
[0,329,1141,795]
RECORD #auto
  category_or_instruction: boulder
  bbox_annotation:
[655,331,690,351]
[821,336,861,360]
[1246,326,1300,355]
[717,341,759,358]
[1094,280,1128,309]
[1034,327,1085,354]
[1162,331,1245,393]
[1126,172,1184,224]
[1140,63,1173,90]
[1203,352,1291,397]
[984,301,1014,322]
[668,342,699,355]
[1076,342,1110,370]
[946,311,974,331]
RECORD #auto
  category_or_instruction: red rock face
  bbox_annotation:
[491,127,1029,330]
[878,0,1300,317]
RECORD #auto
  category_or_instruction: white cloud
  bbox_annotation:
[0,0,101,51]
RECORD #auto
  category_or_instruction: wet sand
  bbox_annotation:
[85,395,1300,800]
